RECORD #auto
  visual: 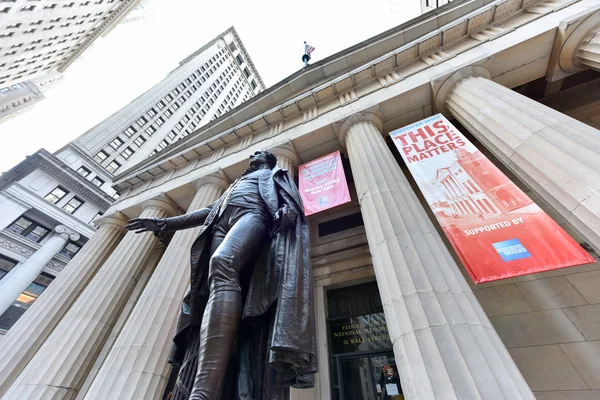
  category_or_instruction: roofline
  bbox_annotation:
[0,149,114,209]
[112,0,491,180]
[177,26,266,90]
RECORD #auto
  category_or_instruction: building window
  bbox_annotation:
[95,150,108,162]
[165,94,173,102]
[145,126,156,135]
[0,254,18,281]
[172,102,179,110]
[62,197,83,214]
[133,135,146,146]
[59,242,81,259]
[147,108,157,117]
[164,109,172,117]
[168,131,177,140]
[44,186,68,204]
[106,160,120,173]
[0,272,54,331]
[156,101,166,110]
[155,117,164,126]
[76,166,91,177]
[89,211,104,226]
[158,140,168,149]
[109,137,123,150]
[7,217,50,243]
[136,116,148,127]
[123,126,136,137]
[91,176,104,187]
[121,146,134,159]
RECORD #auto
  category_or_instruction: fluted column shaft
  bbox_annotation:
[339,114,534,399]
[577,29,600,71]
[0,215,127,397]
[446,76,600,253]
[0,225,80,317]
[82,176,228,400]
[3,199,178,400]
[76,244,166,400]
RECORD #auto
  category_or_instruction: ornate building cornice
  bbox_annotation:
[0,149,112,210]
[112,0,560,192]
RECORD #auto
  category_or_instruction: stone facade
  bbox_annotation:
[2,0,600,399]
[0,149,113,339]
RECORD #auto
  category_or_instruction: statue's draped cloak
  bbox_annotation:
[165,167,317,399]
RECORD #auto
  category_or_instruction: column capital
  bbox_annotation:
[336,112,383,146]
[94,211,128,229]
[141,193,182,218]
[269,141,300,168]
[432,65,492,115]
[195,169,231,191]
[54,225,80,242]
[548,7,600,80]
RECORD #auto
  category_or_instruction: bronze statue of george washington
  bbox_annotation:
[126,150,317,400]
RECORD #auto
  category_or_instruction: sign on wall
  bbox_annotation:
[389,114,595,283]
[299,150,351,216]
[329,313,392,354]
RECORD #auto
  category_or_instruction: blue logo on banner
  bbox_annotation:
[492,239,532,262]
[319,196,328,207]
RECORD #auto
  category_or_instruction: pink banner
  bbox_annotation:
[299,150,351,216]
[390,114,595,283]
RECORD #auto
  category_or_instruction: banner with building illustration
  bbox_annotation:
[299,150,351,216]
[389,114,594,283]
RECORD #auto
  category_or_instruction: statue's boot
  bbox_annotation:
[189,289,241,400]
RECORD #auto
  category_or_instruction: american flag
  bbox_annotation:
[304,43,315,55]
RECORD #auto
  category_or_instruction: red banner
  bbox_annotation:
[390,114,594,283]
[299,150,351,216]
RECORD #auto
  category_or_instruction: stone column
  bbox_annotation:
[2,196,180,400]
[271,141,300,179]
[337,112,534,399]
[438,70,600,253]
[0,225,80,317]
[577,29,600,71]
[76,243,166,400]
[81,173,229,400]
[0,213,127,398]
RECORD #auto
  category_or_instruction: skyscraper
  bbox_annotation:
[62,27,264,176]
[0,0,145,121]
[0,71,63,123]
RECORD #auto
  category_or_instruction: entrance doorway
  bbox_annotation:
[337,352,402,400]
[327,282,404,400]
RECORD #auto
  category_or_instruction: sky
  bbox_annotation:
[0,0,421,173]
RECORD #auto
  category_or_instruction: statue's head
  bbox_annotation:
[249,150,277,169]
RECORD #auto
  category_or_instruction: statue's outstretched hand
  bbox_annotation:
[125,217,165,234]
[273,205,297,234]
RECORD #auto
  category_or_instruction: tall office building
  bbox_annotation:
[0,72,63,123]
[0,0,144,121]
[115,0,155,27]
[63,27,264,176]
